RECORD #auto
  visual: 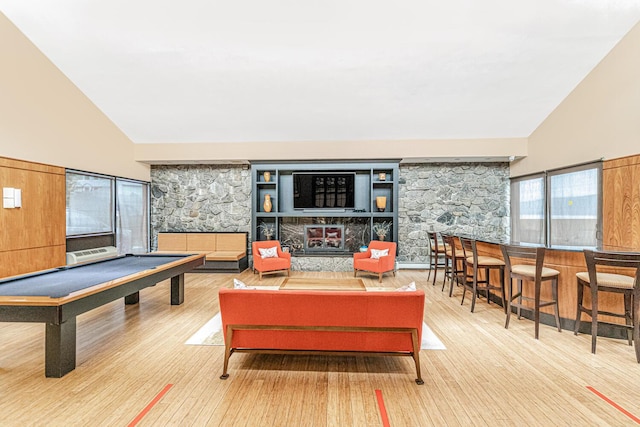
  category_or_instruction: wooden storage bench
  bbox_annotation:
[157,232,248,273]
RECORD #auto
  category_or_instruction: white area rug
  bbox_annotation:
[186,313,446,350]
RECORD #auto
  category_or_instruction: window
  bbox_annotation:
[548,166,600,248]
[510,162,601,248]
[66,172,114,236]
[67,170,150,254]
[116,179,149,254]
[510,174,545,245]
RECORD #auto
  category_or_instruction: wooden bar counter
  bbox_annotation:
[469,238,634,338]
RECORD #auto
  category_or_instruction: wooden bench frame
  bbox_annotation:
[157,232,249,272]
[220,324,424,384]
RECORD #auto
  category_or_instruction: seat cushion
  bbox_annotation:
[576,271,635,289]
[467,256,505,266]
[512,264,559,278]
[206,251,245,261]
[354,258,388,273]
[445,250,463,258]
[258,257,290,271]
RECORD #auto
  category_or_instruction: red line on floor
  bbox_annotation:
[128,383,174,427]
[375,389,391,427]
[587,386,640,424]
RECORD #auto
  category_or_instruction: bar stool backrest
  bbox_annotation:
[428,231,441,254]
[584,250,640,286]
[442,234,457,257]
[501,245,546,279]
[458,236,476,265]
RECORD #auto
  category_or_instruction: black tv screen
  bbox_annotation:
[293,173,355,209]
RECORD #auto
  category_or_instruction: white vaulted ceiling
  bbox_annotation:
[2,1,640,144]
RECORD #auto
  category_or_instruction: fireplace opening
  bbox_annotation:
[304,225,344,251]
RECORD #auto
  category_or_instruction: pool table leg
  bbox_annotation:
[124,292,140,304]
[45,317,76,378]
[171,273,184,305]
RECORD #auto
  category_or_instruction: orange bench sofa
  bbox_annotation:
[218,288,426,384]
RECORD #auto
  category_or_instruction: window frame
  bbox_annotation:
[66,169,150,252]
[510,172,546,246]
[115,177,151,254]
[66,170,115,237]
[510,160,602,249]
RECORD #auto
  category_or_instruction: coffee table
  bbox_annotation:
[279,277,366,291]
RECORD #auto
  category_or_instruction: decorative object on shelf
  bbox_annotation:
[378,172,386,181]
[360,245,368,252]
[372,221,391,241]
[263,171,271,182]
[263,194,272,213]
[376,196,387,212]
[258,222,275,240]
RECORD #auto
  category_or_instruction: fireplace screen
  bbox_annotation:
[304,225,344,251]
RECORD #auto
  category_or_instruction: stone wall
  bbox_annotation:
[149,162,510,270]
[150,165,251,249]
[397,163,510,265]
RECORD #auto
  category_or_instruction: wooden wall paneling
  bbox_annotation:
[603,154,640,251]
[0,246,67,278]
[0,156,66,278]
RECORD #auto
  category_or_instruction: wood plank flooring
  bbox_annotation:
[1,269,639,426]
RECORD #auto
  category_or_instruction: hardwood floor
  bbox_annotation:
[1,269,639,426]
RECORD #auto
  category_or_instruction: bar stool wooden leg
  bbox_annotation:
[574,279,584,335]
[624,292,633,346]
[483,267,491,305]
[516,279,523,319]
[505,276,513,329]
[552,278,561,332]
[534,276,541,340]
[590,285,598,354]
[499,266,506,314]
[470,266,479,313]
[634,292,640,363]
[460,268,467,306]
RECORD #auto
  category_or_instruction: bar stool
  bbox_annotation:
[575,249,640,362]
[459,237,506,313]
[442,234,465,297]
[501,245,561,339]
[427,231,447,286]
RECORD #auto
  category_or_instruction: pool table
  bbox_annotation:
[0,253,205,377]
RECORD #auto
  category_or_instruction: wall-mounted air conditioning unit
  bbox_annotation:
[66,246,118,265]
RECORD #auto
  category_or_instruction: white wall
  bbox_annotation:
[0,13,149,181]
[134,138,527,164]
[511,21,640,177]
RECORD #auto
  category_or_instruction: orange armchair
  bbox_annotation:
[354,241,397,282]
[252,240,291,280]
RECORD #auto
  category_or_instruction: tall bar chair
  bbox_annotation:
[427,231,447,286]
[575,249,640,362]
[459,236,506,313]
[501,245,561,339]
[442,234,465,297]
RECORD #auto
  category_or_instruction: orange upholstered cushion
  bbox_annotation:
[219,289,424,353]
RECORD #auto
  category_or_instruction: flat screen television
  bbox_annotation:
[293,172,355,209]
